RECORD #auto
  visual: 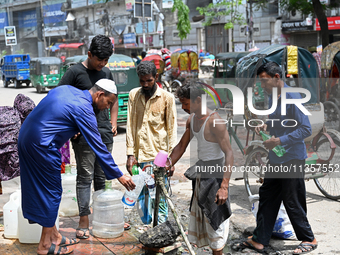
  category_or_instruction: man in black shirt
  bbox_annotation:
[59,35,119,239]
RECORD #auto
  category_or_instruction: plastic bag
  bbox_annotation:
[249,195,296,240]
[137,186,154,224]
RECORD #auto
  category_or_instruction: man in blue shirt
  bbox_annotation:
[18,79,135,255]
[234,62,317,254]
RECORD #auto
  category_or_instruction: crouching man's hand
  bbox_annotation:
[215,186,228,206]
[118,175,136,191]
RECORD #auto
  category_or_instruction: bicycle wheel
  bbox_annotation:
[314,135,340,200]
[243,147,268,197]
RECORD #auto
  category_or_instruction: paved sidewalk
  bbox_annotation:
[0,215,144,255]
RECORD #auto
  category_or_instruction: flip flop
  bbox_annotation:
[233,240,267,254]
[37,243,73,255]
[292,242,318,254]
[76,228,90,239]
[59,236,79,247]
[124,223,131,231]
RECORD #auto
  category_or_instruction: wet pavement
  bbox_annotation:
[0,215,144,255]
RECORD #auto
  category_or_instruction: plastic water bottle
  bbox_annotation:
[132,165,139,175]
[92,180,124,238]
[141,172,156,199]
[122,174,145,208]
[59,164,78,216]
[259,131,286,157]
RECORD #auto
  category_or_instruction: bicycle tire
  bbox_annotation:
[243,147,268,197]
[314,137,340,200]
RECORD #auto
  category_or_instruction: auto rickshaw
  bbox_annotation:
[142,54,167,89]
[60,55,87,77]
[106,54,140,125]
[30,57,62,93]
[170,49,199,92]
[320,41,340,131]
[59,54,139,125]
[213,52,250,105]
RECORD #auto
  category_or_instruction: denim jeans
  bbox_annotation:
[73,142,113,216]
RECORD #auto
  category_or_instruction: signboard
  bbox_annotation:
[0,12,8,32]
[19,9,37,28]
[43,3,66,27]
[123,33,137,44]
[4,26,17,46]
[282,20,313,32]
[71,0,87,9]
[162,0,173,8]
[126,0,135,11]
[240,24,260,37]
[316,16,340,31]
[134,0,152,18]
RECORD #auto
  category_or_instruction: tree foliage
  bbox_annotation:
[279,0,339,15]
[0,50,7,58]
[172,0,191,40]
[279,0,339,48]
[197,0,246,30]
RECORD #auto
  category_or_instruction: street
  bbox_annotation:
[0,81,339,255]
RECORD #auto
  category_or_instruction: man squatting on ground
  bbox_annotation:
[234,62,317,254]
[18,79,135,255]
[167,79,234,255]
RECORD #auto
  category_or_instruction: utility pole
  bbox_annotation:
[245,2,249,51]
[142,0,146,51]
[39,0,47,56]
[6,6,13,54]
[249,0,254,49]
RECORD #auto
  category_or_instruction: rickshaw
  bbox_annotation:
[320,42,340,131]
[169,49,199,92]
[213,52,251,106]
[141,54,167,89]
[231,44,340,200]
[30,57,62,93]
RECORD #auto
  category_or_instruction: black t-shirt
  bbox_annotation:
[58,63,114,144]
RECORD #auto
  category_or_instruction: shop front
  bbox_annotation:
[316,16,340,43]
[281,19,317,49]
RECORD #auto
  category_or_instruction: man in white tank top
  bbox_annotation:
[166,79,234,255]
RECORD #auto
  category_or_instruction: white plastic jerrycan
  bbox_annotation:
[3,190,20,238]
[17,195,60,243]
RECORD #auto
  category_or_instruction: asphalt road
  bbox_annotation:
[1,80,339,254]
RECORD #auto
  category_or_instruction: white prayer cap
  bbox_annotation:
[95,79,117,94]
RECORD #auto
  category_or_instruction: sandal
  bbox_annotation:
[292,242,318,254]
[232,240,267,254]
[37,243,73,255]
[59,236,79,247]
[76,228,90,239]
[124,223,131,231]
